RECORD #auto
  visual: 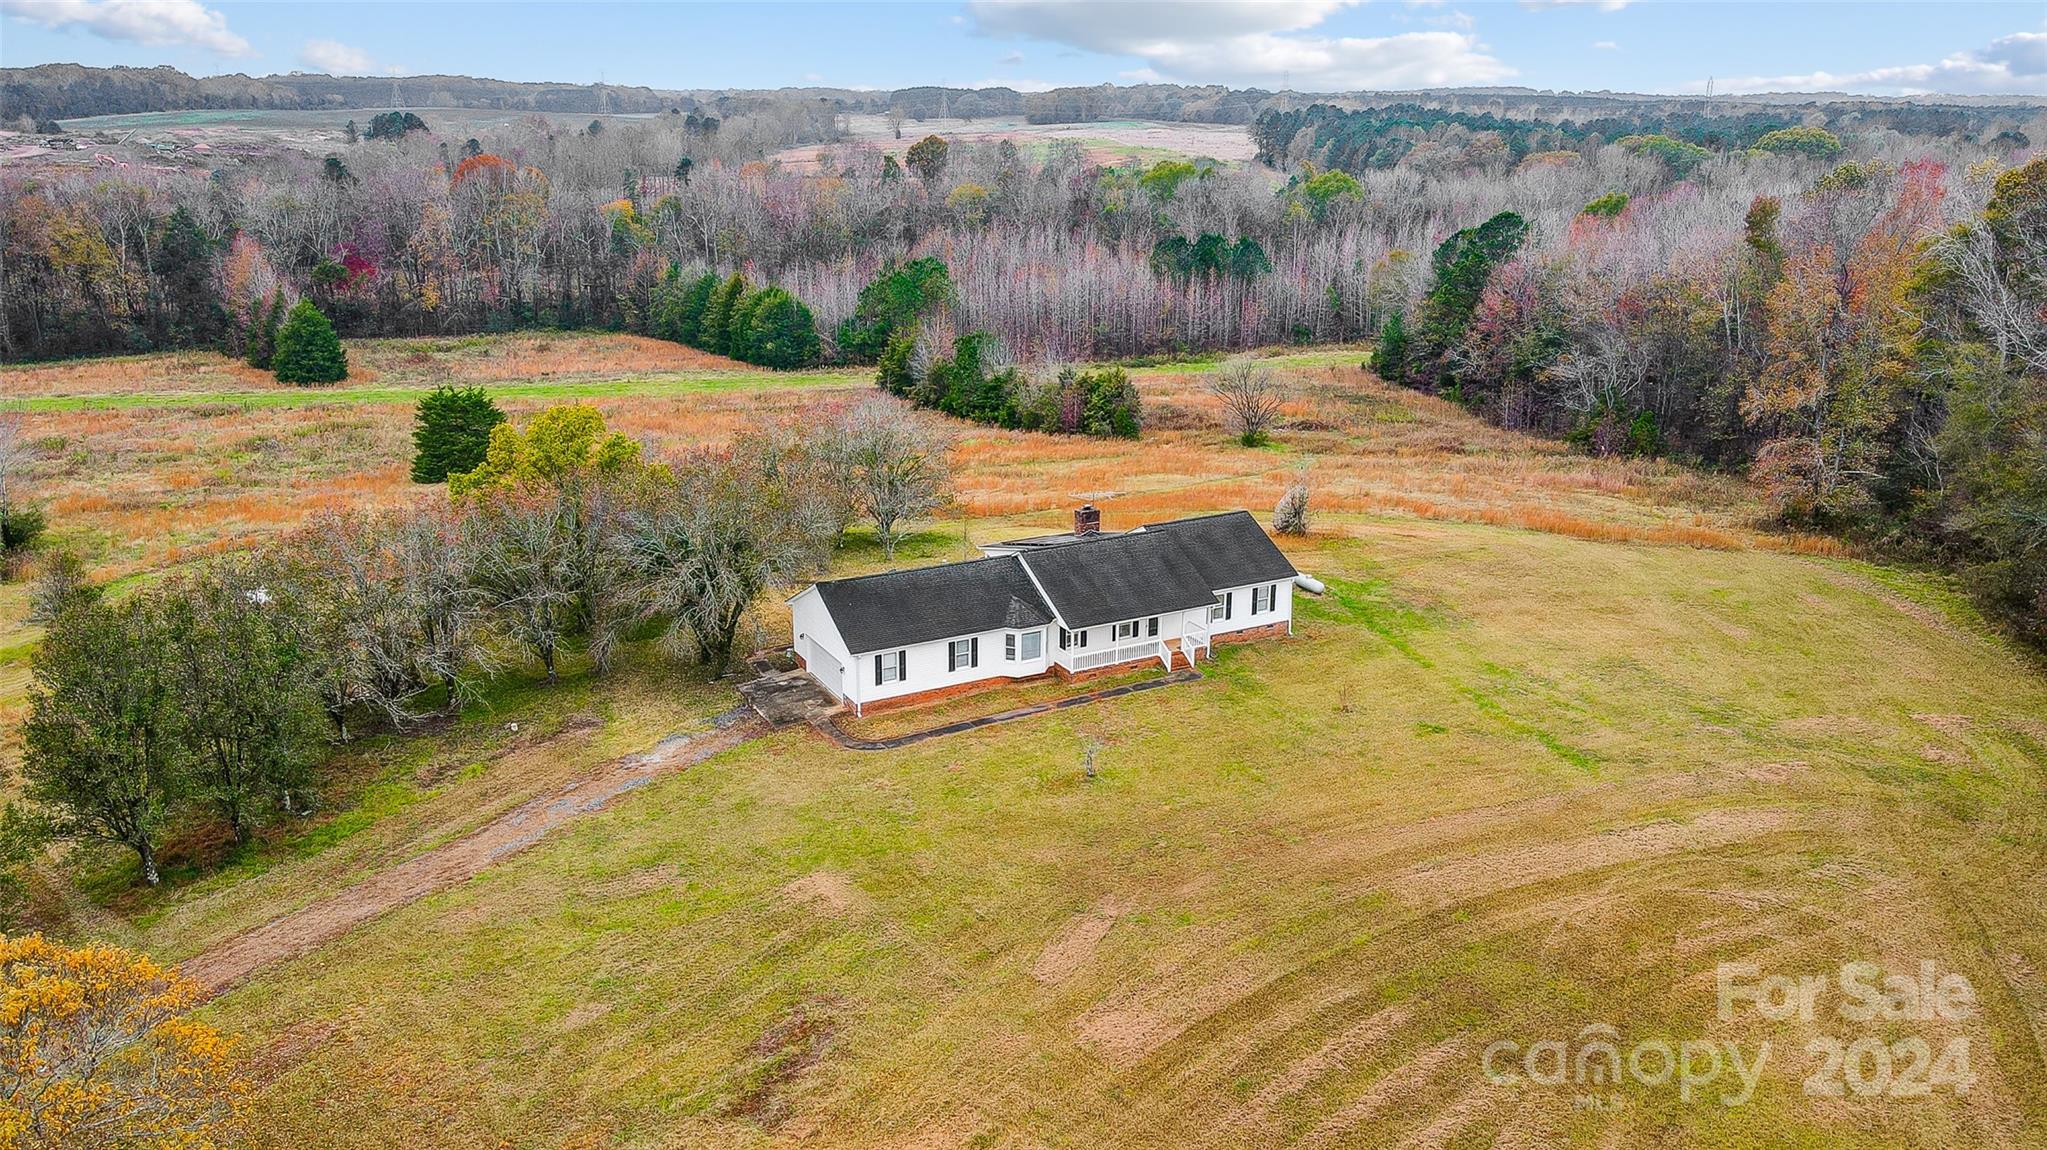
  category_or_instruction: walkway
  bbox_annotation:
[820,668,1202,751]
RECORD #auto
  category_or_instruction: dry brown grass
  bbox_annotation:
[1,332,751,399]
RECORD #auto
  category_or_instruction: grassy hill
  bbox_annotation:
[2,332,2042,1147]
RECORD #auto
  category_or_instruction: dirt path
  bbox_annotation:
[180,708,767,996]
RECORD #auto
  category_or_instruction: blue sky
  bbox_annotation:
[2,1,2042,97]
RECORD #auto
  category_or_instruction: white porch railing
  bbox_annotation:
[1071,639,1167,672]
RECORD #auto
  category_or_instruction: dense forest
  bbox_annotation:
[3,84,2044,643]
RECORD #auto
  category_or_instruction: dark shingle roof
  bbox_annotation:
[991,530,1123,551]
[1140,510,1299,589]
[1017,531,1218,629]
[814,556,1053,655]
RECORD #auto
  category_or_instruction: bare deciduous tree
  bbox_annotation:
[465,492,586,686]
[829,396,954,560]
[1210,358,1291,446]
[614,436,836,677]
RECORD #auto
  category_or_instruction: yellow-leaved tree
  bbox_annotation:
[0,934,247,1149]
[447,404,651,498]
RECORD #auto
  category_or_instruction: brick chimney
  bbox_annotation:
[1074,504,1102,536]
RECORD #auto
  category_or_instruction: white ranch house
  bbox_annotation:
[788,508,1305,714]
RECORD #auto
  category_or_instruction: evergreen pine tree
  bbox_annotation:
[271,300,348,385]
[245,290,284,370]
[700,274,747,357]
[740,288,821,368]
[876,332,917,396]
[724,289,766,361]
[411,386,506,483]
[1370,311,1409,383]
[675,273,718,346]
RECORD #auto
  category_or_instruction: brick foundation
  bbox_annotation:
[853,671,1055,716]
[1210,620,1291,646]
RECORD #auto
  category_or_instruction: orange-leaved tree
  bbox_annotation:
[0,934,247,1149]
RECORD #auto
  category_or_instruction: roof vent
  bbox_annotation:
[1074,504,1102,536]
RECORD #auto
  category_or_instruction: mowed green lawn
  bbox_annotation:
[200,519,2047,1149]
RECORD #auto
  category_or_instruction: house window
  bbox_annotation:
[1146,616,1159,637]
[1211,591,1234,623]
[1115,620,1138,640]
[1078,629,1088,648]
[948,637,979,671]
[876,650,905,685]
[1253,585,1275,613]
[1020,630,1042,660]
[1004,633,1016,661]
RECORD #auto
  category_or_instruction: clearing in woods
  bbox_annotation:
[1,331,2042,1148]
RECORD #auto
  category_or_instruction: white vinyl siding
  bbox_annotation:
[948,637,980,671]
[1211,581,1292,638]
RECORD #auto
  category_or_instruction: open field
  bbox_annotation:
[770,114,1260,171]
[2,330,2042,1147]
[2,107,667,169]
[208,523,2047,1148]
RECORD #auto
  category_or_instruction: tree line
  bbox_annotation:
[25,98,2031,365]
[1370,156,2047,647]
[13,395,955,889]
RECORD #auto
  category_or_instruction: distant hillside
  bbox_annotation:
[4,61,2039,130]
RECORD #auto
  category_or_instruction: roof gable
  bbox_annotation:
[814,556,1053,655]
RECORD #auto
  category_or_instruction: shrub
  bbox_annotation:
[0,503,44,560]
[1274,475,1310,535]
[27,549,96,622]
[1079,367,1141,438]
[271,300,348,384]
[411,385,506,483]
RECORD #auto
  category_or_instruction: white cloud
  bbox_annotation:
[971,1,1364,50]
[1520,0,1631,10]
[967,0,1513,90]
[1,0,249,55]
[1592,40,1619,51]
[298,39,399,76]
[1702,31,2047,96]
